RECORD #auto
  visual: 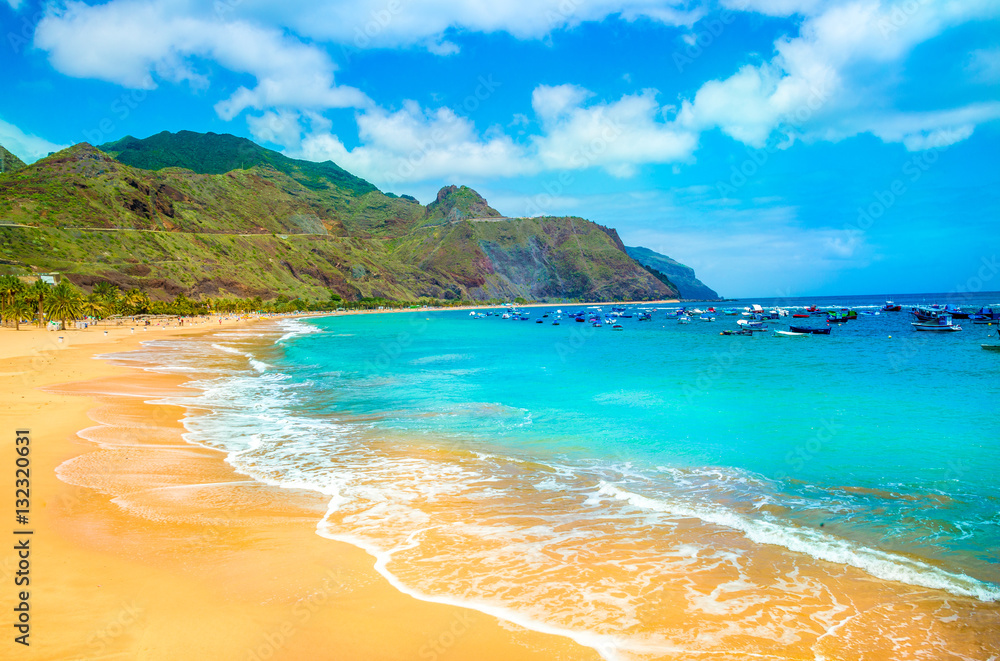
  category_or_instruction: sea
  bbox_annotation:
[110,292,1000,659]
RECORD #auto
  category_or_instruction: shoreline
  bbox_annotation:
[0,316,596,660]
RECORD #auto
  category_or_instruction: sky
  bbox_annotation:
[1,0,998,298]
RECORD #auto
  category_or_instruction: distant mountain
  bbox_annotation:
[0,145,26,174]
[0,132,677,303]
[625,246,720,300]
[100,130,378,196]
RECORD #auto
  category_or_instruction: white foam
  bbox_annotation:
[211,343,270,372]
[600,483,1000,602]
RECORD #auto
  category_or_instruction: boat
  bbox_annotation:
[552,320,560,325]
[972,307,1000,324]
[637,312,652,321]
[910,306,941,321]
[699,315,715,322]
[882,301,902,312]
[536,319,544,323]
[792,314,810,318]
[911,315,962,332]
[612,324,623,331]
[775,330,809,337]
[678,316,689,324]
[789,326,831,335]
[983,344,1000,351]
[826,311,851,322]
[943,305,969,319]
[721,329,754,336]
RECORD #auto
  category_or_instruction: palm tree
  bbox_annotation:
[44,281,83,331]
[93,281,120,302]
[0,275,24,327]
[82,294,109,320]
[1,297,33,330]
[122,289,150,315]
[24,280,50,328]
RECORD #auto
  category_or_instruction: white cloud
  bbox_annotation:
[678,0,1000,151]
[34,0,371,122]
[294,102,534,187]
[247,110,303,147]
[4,0,24,9]
[533,87,698,176]
[0,118,69,163]
[247,0,703,48]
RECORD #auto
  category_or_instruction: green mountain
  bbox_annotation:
[0,145,26,174]
[0,132,679,302]
[100,130,377,196]
[625,245,720,300]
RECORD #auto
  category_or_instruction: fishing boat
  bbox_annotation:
[775,330,809,337]
[535,319,544,323]
[983,345,1000,351]
[882,301,902,312]
[910,306,941,322]
[972,307,1000,324]
[612,324,623,331]
[943,304,969,319]
[637,312,652,321]
[678,316,689,324]
[792,313,810,318]
[699,315,715,322]
[789,326,831,335]
[721,329,753,336]
[912,315,962,332]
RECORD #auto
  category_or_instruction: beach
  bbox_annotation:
[0,318,595,660]
[3,299,999,660]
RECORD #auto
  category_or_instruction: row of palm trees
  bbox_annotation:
[0,275,526,330]
[0,276,88,330]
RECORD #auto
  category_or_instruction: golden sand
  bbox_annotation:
[0,319,596,660]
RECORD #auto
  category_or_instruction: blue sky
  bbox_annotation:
[1,0,998,297]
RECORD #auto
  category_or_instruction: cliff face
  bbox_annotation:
[625,245,720,300]
[0,132,677,302]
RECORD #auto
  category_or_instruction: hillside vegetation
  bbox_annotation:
[0,131,693,303]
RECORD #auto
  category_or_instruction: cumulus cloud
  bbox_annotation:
[0,118,69,163]
[34,0,371,120]
[294,101,534,187]
[678,0,1000,151]
[533,86,698,176]
[247,0,703,48]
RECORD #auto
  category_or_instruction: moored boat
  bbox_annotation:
[912,315,962,332]
[789,326,831,335]
[775,330,809,337]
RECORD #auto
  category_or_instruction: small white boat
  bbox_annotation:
[699,316,715,322]
[912,315,962,332]
[678,316,690,324]
[775,330,809,337]
[982,344,1000,351]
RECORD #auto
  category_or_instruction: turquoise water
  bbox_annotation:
[121,292,1000,658]
[272,294,1000,584]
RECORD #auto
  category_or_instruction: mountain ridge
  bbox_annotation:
[0,132,705,303]
[625,245,720,300]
